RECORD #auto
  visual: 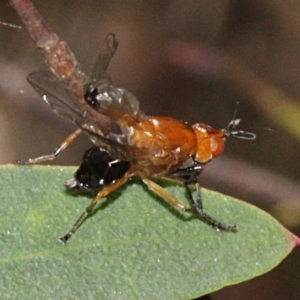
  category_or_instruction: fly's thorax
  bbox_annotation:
[192,123,226,163]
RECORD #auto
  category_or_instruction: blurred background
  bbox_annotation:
[1,0,300,299]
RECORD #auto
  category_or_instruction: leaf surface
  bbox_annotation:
[0,165,297,299]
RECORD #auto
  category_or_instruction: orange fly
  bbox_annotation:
[10,0,256,244]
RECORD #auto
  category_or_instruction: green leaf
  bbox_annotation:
[0,165,297,299]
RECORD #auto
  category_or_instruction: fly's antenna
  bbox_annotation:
[223,102,256,140]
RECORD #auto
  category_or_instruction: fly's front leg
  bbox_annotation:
[14,129,82,165]
[185,182,237,231]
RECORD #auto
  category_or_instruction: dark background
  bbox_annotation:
[1,1,300,299]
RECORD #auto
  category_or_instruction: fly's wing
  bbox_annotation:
[90,33,118,83]
[85,34,146,122]
[27,34,122,129]
[28,70,88,124]
[27,70,139,160]
[27,34,148,160]
[85,83,146,121]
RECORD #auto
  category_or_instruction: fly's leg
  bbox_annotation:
[185,182,236,231]
[173,163,236,230]
[14,129,82,165]
[143,178,188,211]
[143,178,236,231]
[59,172,133,245]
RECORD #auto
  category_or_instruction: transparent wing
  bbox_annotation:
[85,34,146,122]
[27,33,121,128]
[27,70,142,160]
[28,70,89,125]
[85,83,145,121]
[90,33,119,83]
[27,34,147,160]
[28,70,124,135]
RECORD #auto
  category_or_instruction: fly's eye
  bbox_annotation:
[84,85,100,109]
[211,137,225,157]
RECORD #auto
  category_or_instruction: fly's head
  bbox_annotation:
[192,118,255,164]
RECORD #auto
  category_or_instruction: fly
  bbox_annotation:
[10,0,256,244]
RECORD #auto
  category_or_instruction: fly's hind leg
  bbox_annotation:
[59,172,133,245]
[142,178,236,231]
[14,128,82,165]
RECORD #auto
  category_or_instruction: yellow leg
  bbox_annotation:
[15,129,82,164]
[142,178,188,212]
[59,172,133,245]
[143,178,236,231]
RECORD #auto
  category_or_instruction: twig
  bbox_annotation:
[9,0,85,99]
